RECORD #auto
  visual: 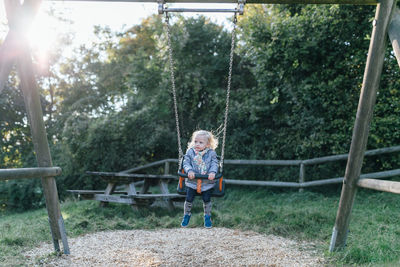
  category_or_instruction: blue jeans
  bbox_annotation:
[186,187,212,203]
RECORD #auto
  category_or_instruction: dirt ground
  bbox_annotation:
[24,227,326,266]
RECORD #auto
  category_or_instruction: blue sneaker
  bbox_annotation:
[181,214,191,227]
[204,215,212,228]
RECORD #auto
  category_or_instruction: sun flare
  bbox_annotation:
[25,7,61,72]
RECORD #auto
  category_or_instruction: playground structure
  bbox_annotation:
[0,0,400,256]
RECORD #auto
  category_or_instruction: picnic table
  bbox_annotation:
[68,169,185,210]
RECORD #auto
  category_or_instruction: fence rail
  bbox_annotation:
[119,145,400,188]
[357,178,400,194]
[0,167,62,181]
[2,151,394,204]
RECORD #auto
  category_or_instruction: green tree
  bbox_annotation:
[53,15,253,193]
[236,5,373,159]
[234,4,400,180]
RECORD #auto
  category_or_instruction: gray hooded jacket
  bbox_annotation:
[182,148,219,192]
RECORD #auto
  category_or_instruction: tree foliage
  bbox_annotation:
[2,6,400,210]
[235,5,371,159]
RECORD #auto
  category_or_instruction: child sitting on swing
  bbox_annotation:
[181,130,219,228]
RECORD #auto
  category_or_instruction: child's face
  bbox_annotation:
[194,135,209,152]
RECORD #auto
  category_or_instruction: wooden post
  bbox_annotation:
[160,161,175,210]
[125,181,139,211]
[330,0,397,252]
[388,8,400,68]
[100,182,117,207]
[0,32,18,93]
[1,0,69,254]
[299,163,305,192]
[17,45,69,254]
[140,179,152,194]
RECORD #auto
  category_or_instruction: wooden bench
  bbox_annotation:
[121,193,185,203]
[86,171,177,183]
[69,170,184,210]
[67,190,127,200]
[93,193,185,206]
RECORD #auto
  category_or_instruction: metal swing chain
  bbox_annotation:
[166,12,238,171]
[165,13,184,169]
[220,14,237,172]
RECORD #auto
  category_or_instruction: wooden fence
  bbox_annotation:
[120,145,400,189]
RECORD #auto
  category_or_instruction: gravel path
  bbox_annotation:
[25,228,325,266]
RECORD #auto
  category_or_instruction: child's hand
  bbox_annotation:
[188,171,195,179]
[208,172,215,180]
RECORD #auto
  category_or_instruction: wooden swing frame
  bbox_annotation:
[1,0,400,255]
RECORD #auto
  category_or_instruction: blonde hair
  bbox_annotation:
[187,130,218,150]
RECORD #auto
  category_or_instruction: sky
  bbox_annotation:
[0,1,235,56]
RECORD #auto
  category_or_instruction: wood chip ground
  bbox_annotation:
[24,228,326,266]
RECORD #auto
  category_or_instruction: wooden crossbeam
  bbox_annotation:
[0,167,62,181]
[67,190,127,199]
[46,0,378,5]
[0,0,43,92]
[95,194,136,204]
[357,178,400,194]
[67,189,128,194]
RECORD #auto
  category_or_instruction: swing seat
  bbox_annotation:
[177,171,225,197]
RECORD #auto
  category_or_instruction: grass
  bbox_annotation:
[1,187,400,266]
